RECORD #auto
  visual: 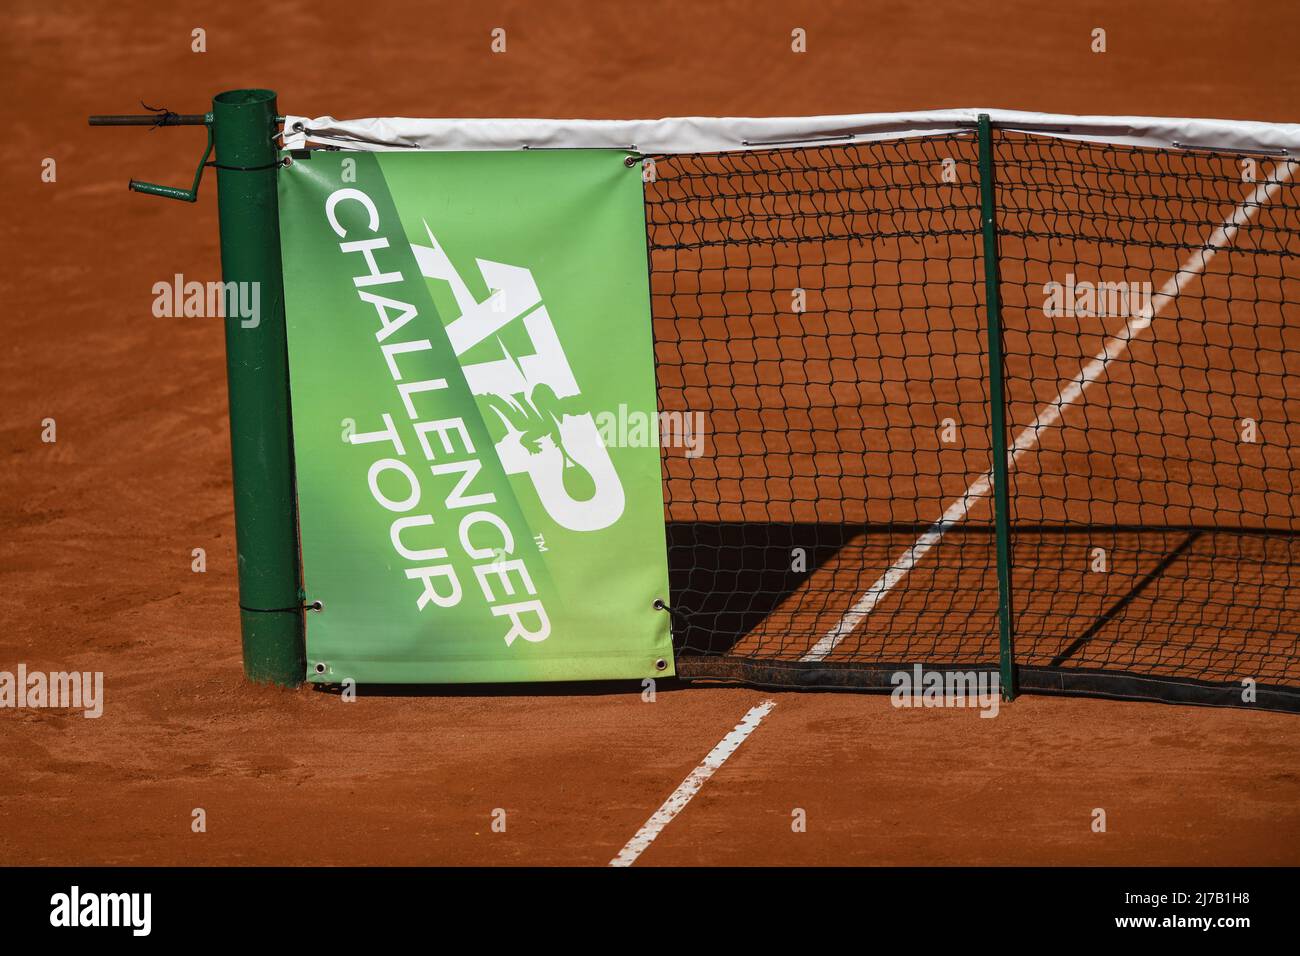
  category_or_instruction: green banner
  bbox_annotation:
[278,150,672,683]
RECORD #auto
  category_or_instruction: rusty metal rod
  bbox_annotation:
[88,113,209,126]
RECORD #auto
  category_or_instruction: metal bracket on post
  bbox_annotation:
[976,114,1017,702]
[89,92,305,686]
[128,123,213,202]
[88,110,215,202]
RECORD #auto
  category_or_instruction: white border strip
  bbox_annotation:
[802,159,1298,662]
[282,108,1300,155]
[610,699,776,867]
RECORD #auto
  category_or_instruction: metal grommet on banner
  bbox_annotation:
[313,662,327,675]
[292,121,304,133]
[653,599,690,637]
[624,155,639,168]
[655,659,668,671]
[281,155,293,168]
[309,600,323,612]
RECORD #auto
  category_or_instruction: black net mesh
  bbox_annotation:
[644,130,1300,708]
[994,133,1300,695]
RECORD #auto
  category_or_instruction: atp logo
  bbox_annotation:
[411,222,626,532]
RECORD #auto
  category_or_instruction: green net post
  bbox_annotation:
[212,89,305,686]
[976,114,1017,701]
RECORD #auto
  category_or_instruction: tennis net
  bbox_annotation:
[645,126,1300,710]
[285,109,1300,710]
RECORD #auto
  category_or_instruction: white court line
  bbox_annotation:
[609,699,776,867]
[802,160,1297,662]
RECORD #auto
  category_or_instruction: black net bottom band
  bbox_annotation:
[645,129,1300,712]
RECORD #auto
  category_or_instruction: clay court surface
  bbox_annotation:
[3,0,1300,866]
